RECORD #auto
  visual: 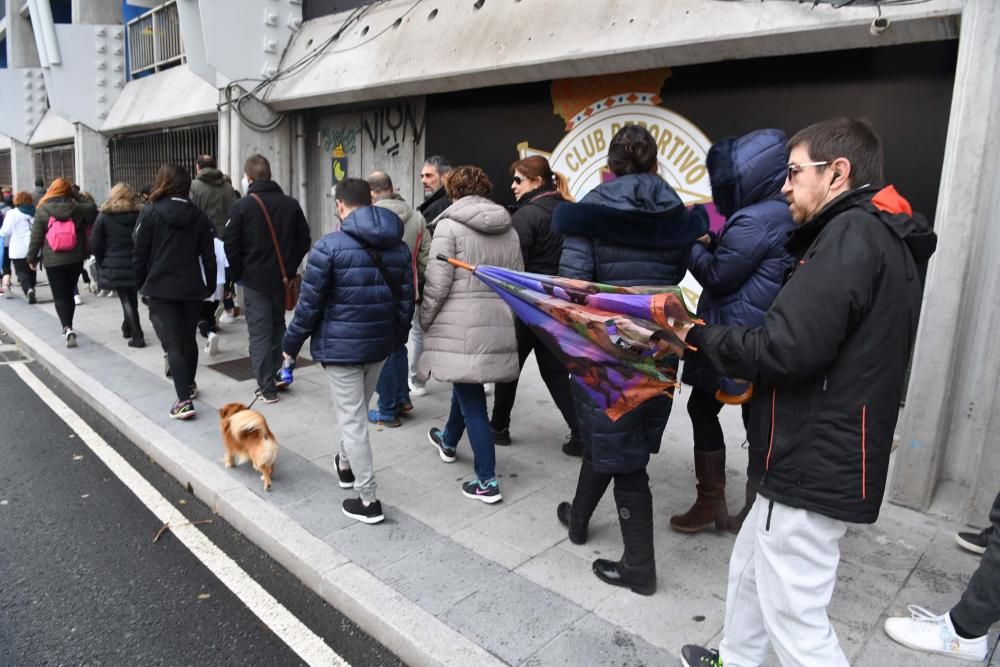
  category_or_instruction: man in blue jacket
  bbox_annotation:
[282,178,414,525]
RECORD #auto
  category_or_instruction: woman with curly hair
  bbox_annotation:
[419,166,523,504]
[92,183,145,347]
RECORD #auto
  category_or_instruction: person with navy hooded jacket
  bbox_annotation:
[670,129,795,536]
[283,178,413,526]
[552,125,708,596]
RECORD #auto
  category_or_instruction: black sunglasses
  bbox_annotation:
[512,175,525,185]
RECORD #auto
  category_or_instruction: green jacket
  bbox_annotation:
[28,194,98,267]
[190,168,237,238]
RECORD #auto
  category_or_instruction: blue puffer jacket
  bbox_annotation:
[283,206,414,365]
[553,173,708,475]
[683,128,796,395]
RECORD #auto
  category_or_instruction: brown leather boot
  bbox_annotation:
[727,480,757,533]
[669,450,728,533]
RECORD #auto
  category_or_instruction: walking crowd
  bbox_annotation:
[2,117,996,666]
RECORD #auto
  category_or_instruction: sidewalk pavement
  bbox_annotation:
[1,280,995,667]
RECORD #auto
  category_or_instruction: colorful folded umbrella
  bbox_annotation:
[437,256,698,421]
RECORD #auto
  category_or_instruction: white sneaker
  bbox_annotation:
[484,382,495,396]
[884,605,987,662]
[219,311,236,325]
[73,294,83,305]
[409,379,428,397]
[205,331,220,356]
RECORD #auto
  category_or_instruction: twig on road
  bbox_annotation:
[153,519,213,543]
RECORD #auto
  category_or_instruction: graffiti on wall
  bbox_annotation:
[361,103,426,158]
[319,125,360,156]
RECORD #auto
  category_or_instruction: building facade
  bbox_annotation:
[1,0,996,523]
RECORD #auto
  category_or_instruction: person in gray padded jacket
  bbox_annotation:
[418,165,523,505]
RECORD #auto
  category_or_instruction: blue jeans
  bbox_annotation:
[442,383,495,482]
[374,347,411,417]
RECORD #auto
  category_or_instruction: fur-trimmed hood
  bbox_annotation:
[708,129,788,219]
[553,173,708,249]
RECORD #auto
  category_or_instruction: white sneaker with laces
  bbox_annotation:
[73,294,83,305]
[884,605,987,662]
[206,331,220,356]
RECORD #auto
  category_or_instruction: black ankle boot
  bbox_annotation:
[592,558,657,596]
[593,487,656,596]
[557,502,589,544]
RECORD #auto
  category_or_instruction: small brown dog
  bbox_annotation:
[218,402,279,491]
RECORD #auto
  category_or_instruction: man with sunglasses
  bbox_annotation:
[679,118,938,667]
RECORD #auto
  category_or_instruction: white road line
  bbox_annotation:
[10,362,349,667]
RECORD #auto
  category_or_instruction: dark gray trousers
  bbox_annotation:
[951,489,1000,637]
[244,285,285,394]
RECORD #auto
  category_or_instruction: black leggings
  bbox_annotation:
[11,259,36,294]
[491,319,578,436]
[687,386,750,453]
[149,299,200,401]
[46,262,83,329]
[117,288,143,340]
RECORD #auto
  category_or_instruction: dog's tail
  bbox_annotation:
[229,409,267,435]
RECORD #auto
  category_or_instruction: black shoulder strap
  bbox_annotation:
[363,245,402,302]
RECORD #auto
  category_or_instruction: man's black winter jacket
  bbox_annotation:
[688,186,937,524]
[224,180,311,294]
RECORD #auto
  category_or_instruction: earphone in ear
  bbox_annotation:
[832,172,841,184]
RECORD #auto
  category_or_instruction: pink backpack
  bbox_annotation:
[45,216,77,252]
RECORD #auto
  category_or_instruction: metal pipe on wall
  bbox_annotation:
[295,112,307,210]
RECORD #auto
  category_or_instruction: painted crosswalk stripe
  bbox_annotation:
[10,361,349,667]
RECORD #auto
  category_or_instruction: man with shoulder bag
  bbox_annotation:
[224,154,311,403]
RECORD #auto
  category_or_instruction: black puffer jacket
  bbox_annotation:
[510,186,565,275]
[688,186,937,524]
[133,196,217,301]
[91,210,140,288]
[224,180,311,294]
[553,173,708,475]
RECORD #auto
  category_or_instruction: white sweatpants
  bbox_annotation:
[719,496,849,667]
[325,361,385,502]
[407,303,425,384]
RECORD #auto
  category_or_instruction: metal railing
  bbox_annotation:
[109,123,219,191]
[34,144,76,187]
[127,1,184,78]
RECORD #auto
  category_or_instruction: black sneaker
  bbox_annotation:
[342,497,384,524]
[491,427,511,446]
[562,434,583,457]
[681,645,722,667]
[254,388,279,404]
[27,288,36,304]
[335,454,355,489]
[955,526,992,555]
[428,427,456,463]
[169,400,196,420]
[461,479,502,504]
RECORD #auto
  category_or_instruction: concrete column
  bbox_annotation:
[223,86,293,196]
[71,0,122,25]
[889,0,1000,522]
[74,124,110,204]
[10,139,36,194]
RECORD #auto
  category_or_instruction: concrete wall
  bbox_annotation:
[305,97,426,241]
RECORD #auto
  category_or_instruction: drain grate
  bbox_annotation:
[206,356,315,382]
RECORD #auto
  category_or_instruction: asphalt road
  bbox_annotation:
[0,354,403,667]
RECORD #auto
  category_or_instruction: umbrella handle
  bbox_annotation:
[437,254,475,272]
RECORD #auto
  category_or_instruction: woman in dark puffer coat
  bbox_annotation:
[552,125,708,596]
[92,183,145,347]
[671,129,795,536]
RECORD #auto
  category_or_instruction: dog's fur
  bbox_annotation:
[218,402,279,491]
